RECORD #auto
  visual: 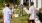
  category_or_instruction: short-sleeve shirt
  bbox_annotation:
[28,5,36,20]
[2,7,11,21]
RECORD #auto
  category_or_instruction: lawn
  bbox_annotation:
[11,9,28,23]
[0,9,28,23]
[11,15,28,23]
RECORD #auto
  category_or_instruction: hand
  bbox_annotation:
[10,18,12,21]
[11,16,12,19]
[28,14,31,18]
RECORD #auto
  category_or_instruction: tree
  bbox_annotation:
[9,0,20,5]
[0,0,4,3]
[5,0,20,5]
[14,0,20,5]
[9,0,14,3]
[5,0,9,3]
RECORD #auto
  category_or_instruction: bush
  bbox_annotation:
[14,0,20,5]
[0,3,5,7]
[26,1,29,6]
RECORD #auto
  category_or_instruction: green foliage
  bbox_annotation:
[11,10,28,23]
[9,0,14,3]
[5,0,20,5]
[0,3,5,7]
[11,15,28,23]
[0,0,20,5]
[0,0,5,7]
[0,0,20,7]
[39,8,42,13]
[26,1,29,6]
[14,0,20,5]
[0,11,2,18]
[5,0,10,3]
[0,0,4,3]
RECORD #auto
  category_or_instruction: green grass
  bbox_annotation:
[11,9,28,23]
[11,15,28,23]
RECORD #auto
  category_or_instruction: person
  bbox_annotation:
[2,4,13,23]
[38,8,42,23]
[11,5,14,17]
[19,4,23,16]
[28,2,36,23]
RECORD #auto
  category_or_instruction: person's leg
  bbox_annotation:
[28,20,30,23]
[31,20,34,23]
[7,20,10,23]
[4,21,7,23]
[4,20,6,23]
[28,19,31,23]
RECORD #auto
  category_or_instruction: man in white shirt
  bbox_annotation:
[28,2,36,23]
[2,4,13,23]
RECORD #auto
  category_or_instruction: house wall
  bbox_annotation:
[20,0,23,5]
[41,0,42,8]
[32,0,37,8]
[38,0,41,8]
[31,0,42,8]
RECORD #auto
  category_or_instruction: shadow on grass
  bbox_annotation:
[0,21,3,23]
[23,14,28,16]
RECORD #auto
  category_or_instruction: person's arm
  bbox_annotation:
[28,8,32,18]
[9,13,12,20]
[2,10,4,23]
[10,12,14,19]
[2,12,4,17]
[12,6,14,16]
[2,13,4,23]
[9,10,14,20]
[10,6,14,20]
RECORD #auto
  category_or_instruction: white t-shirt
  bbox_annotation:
[2,7,11,21]
[28,5,36,20]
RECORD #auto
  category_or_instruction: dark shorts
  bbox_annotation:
[30,20,34,22]
[28,19,34,22]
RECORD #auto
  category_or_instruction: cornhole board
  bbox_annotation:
[14,14,19,17]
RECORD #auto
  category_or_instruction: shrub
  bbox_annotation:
[26,1,29,6]
[39,8,42,13]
